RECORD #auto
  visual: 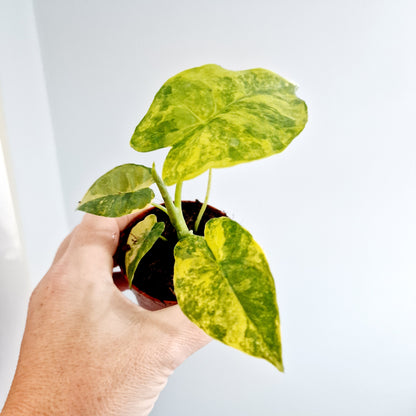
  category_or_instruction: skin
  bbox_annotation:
[1,213,211,416]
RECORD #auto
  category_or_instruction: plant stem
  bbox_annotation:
[175,181,183,210]
[194,169,212,232]
[151,164,191,240]
[151,203,168,214]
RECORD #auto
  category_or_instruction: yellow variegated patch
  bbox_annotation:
[131,64,307,185]
[125,214,165,287]
[174,217,283,370]
[78,164,154,217]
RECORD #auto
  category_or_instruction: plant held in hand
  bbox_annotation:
[78,64,308,370]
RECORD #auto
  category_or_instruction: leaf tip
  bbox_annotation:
[275,360,284,373]
[269,346,284,372]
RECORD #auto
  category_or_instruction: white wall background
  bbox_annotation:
[1,0,415,414]
[0,0,68,407]
[0,97,30,410]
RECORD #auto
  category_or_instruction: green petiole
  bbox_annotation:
[175,181,183,210]
[194,169,212,232]
[151,202,168,214]
[151,163,191,240]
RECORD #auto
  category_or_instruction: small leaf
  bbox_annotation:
[78,164,155,217]
[174,217,283,370]
[125,214,165,287]
[131,64,307,185]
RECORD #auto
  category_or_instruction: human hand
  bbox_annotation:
[1,213,211,416]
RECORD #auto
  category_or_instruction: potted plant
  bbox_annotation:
[78,64,308,371]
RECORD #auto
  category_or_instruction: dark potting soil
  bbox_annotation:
[114,201,227,304]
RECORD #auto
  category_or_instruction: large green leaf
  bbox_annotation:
[78,164,155,217]
[174,217,283,370]
[125,214,165,287]
[131,64,307,185]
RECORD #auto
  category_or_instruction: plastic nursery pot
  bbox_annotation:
[114,200,227,311]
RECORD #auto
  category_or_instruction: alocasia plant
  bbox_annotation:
[78,64,308,370]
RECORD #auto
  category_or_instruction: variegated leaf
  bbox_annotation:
[174,217,283,370]
[125,214,165,287]
[131,64,307,185]
[78,164,154,217]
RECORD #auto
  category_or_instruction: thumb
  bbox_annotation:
[64,212,146,282]
[66,214,120,278]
